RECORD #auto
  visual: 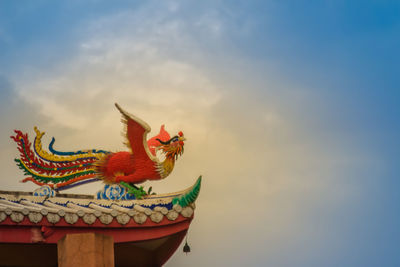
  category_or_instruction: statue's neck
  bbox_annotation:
[159,155,175,178]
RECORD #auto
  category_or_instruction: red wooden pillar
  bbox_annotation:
[58,233,114,267]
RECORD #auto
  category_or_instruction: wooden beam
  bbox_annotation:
[58,233,114,267]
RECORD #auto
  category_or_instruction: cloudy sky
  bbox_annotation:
[0,1,399,266]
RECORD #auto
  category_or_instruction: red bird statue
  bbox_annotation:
[11,103,186,199]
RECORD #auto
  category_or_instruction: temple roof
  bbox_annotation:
[0,177,201,226]
[0,177,201,266]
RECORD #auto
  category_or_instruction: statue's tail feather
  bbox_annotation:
[11,127,110,189]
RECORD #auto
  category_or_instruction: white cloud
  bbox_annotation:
[15,3,224,132]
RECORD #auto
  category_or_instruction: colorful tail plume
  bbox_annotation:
[11,127,110,190]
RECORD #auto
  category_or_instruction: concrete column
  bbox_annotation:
[58,233,114,267]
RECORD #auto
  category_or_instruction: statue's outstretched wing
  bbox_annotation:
[115,103,158,162]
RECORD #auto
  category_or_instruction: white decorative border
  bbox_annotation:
[0,203,195,225]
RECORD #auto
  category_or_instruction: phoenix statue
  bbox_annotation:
[11,103,186,199]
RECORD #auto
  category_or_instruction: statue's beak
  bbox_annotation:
[179,136,186,142]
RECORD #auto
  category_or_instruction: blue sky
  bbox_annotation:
[0,1,399,266]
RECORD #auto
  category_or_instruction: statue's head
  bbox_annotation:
[156,131,185,160]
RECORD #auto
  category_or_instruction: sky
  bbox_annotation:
[0,1,399,266]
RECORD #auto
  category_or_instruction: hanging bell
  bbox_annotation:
[183,241,191,254]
